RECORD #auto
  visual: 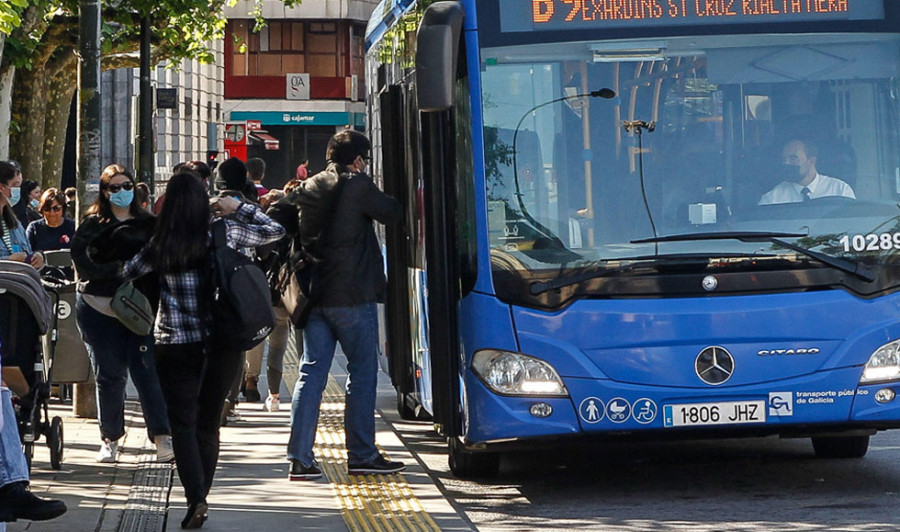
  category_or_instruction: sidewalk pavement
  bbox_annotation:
[6,358,473,532]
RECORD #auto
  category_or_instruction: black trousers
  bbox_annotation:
[155,342,243,504]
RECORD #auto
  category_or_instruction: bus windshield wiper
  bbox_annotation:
[528,252,768,295]
[631,231,876,282]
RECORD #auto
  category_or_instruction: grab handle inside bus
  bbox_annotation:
[416,1,465,112]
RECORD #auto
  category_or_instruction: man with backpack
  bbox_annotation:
[267,130,403,480]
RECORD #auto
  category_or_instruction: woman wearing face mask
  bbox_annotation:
[0,161,44,269]
[71,164,172,465]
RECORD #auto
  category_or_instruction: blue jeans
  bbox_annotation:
[0,388,28,488]
[287,303,379,466]
[76,294,170,441]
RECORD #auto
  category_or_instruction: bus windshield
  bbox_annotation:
[480,32,900,304]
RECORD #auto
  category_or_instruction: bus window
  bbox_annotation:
[481,32,900,303]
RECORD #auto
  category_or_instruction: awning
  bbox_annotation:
[248,131,280,150]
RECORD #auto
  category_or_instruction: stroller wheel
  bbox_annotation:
[48,416,64,470]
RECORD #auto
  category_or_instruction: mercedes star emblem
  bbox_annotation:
[695,346,735,385]
[702,275,718,292]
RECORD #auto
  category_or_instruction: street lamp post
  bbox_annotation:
[75,0,102,418]
[138,15,154,194]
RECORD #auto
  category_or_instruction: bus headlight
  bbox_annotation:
[471,350,568,397]
[860,339,900,384]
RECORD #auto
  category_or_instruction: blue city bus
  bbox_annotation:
[365,0,900,478]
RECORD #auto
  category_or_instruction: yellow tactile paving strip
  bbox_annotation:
[316,376,442,532]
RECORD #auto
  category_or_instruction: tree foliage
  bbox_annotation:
[0,0,26,37]
[0,0,301,188]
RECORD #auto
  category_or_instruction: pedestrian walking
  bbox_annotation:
[71,163,172,464]
[268,129,404,480]
[123,171,284,529]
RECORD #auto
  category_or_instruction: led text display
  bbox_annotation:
[500,0,884,33]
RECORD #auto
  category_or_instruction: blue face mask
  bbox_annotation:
[29,198,39,209]
[8,186,20,207]
[109,189,134,208]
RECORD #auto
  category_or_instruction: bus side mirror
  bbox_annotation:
[416,1,465,112]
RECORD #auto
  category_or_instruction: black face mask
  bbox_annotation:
[781,163,804,183]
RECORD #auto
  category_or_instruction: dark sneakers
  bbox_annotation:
[289,459,324,480]
[0,481,68,522]
[348,455,406,475]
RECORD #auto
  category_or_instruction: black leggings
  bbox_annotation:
[155,342,242,504]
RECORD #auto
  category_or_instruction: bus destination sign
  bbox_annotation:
[500,1,885,33]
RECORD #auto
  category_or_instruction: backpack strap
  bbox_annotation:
[212,218,228,249]
[200,219,228,351]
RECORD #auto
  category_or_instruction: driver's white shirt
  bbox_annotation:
[758,173,855,205]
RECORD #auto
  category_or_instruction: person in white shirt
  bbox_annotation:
[758,139,855,205]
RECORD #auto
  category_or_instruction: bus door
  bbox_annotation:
[379,81,433,420]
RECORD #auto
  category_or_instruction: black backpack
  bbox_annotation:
[209,219,275,351]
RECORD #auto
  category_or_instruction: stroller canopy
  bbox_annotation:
[0,260,53,334]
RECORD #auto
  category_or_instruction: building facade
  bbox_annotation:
[223,0,378,189]
[93,41,225,198]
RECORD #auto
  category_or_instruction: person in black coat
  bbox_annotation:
[71,164,172,465]
[267,130,405,480]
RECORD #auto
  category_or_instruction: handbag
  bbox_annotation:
[277,252,315,327]
[276,175,347,327]
[110,281,154,336]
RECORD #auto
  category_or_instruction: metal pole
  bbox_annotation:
[74,0,101,418]
[138,15,154,192]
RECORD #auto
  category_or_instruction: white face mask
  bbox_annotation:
[8,186,20,207]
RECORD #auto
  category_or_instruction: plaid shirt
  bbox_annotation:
[124,203,285,345]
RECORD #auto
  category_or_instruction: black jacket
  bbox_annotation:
[12,201,40,228]
[267,162,401,307]
[71,214,157,301]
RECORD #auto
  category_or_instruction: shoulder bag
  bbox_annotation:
[111,281,154,336]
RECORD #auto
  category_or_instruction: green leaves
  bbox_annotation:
[0,0,25,36]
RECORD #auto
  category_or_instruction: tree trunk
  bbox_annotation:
[0,66,12,160]
[9,66,49,183]
[42,54,77,190]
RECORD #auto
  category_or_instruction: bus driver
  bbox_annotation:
[758,138,855,205]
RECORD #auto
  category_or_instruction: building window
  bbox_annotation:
[230,20,341,78]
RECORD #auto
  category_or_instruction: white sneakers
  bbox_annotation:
[97,439,118,463]
[263,395,281,412]
[98,436,175,464]
[155,435,175,463]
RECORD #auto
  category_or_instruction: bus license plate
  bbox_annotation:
[663,400,766,427]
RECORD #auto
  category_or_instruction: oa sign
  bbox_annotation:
[287,73,310,100]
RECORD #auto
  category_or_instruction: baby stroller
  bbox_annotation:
[0,260,64,470]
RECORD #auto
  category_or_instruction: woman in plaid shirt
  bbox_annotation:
[124,172,284,529]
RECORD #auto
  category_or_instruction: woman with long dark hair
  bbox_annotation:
[124,171,284,529]
[71,164,172,464]
[0,161,44,268]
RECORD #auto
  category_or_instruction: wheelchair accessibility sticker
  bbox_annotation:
[631,398,658,424]
[768,392,793,416]
[579,397,605,424]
